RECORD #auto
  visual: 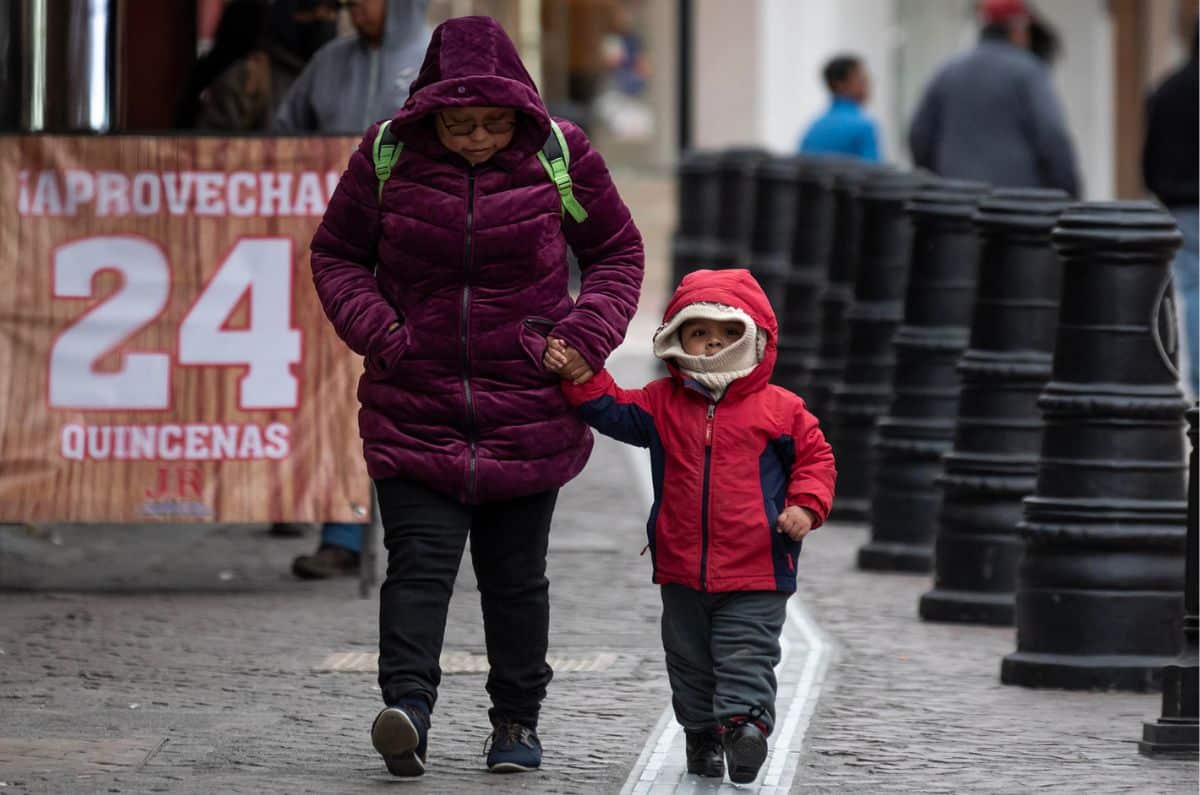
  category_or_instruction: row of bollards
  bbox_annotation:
[671,149,1197,755]
[861,178,990,570]
[921,188,1070,624]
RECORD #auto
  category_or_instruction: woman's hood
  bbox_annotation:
[387,16,550,166]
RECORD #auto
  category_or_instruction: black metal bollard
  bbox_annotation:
[828,169,921,522]
[806,163,871,422]
[712,148,769,269]
[1139,404,1198,756]
[775,159,836,394]
[1001,202,1187,691]
[747,156,803,312]
[858,179,990,571]
[671,150,722,287]
[919,188,1070,622]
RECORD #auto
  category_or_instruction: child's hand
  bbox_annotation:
[777,506,818,541]
[543,338,594,384]
[543,337,568,372]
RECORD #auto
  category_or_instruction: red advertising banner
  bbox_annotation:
[0,135,371,522]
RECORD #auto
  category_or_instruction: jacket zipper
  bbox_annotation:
[699,401,715,590]
[461,167,477,502]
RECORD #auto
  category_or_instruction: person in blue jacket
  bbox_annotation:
[797,54,880,162]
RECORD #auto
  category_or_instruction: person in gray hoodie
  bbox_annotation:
[273,0,431,133]
[908,0,1079,197]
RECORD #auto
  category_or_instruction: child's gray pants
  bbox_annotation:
[659,583,789,734]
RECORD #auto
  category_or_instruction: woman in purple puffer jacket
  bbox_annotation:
[309,15,643,778]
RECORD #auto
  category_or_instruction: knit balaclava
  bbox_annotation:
[652,302,765,400]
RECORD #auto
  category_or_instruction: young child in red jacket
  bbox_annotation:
[544,268,836,783]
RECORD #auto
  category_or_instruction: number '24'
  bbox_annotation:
[49,236,301,411]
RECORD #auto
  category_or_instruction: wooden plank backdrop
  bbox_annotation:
[0,135,372,522]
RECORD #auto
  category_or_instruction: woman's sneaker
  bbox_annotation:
[371,704,429,777]
[722,718,768,784]
[485,720,541,773]
[684,728,725,777]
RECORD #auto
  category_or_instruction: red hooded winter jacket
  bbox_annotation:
[563,270,837,593]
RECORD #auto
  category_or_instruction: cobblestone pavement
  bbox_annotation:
[0,420,670,794]
[792,523,1198,794]
[2,170,1198,791]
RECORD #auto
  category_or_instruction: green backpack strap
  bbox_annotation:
[372,120,404,202]
[537,119,588,223]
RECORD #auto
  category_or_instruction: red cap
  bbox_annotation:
[980,0,1029,24]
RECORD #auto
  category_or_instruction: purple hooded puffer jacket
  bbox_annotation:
[310,16,644,505]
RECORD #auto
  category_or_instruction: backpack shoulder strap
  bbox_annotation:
[537,119,588,223]
[372,120,404,202]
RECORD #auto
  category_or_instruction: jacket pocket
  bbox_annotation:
[518,317,558,379]
[365,322,410,381]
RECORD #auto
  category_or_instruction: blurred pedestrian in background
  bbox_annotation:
[1028,11,1061,64]
[908,0,1079,197]
[273,0,432,579]
[593,1,653,141]
[194,0,338,131]
[273,0,431,133]
[798,54,880,162]
[174,0,273,128]
[1143,23,1199,398]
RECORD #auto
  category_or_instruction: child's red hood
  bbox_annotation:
[660,269,778,398]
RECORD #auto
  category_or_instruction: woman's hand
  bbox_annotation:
[543,337,594,384]
[777,506,818,541]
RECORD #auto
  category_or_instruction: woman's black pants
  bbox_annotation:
[375,477,558,728]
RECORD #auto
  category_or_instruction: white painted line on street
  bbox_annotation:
[620,591,833,795]
[762,598,831,788]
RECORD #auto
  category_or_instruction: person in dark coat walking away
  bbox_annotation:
[1143,24,1199,398]
[549,269,835,784]
[194,0,337,131]
[174,0,273,128]
[798,54,881,161]
[309,16,643,776]
[908,0,1079,196]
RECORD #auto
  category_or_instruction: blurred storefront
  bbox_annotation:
[425,0,678,169]
[3,1,1194,188]
[688,0,1197,201]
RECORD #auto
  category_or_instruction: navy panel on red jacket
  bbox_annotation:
[563,269,837,593]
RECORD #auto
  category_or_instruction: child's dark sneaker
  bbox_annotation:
[684,728,724,777]
[722,718,768,784]
[371,704,429,777]
[485,720,541,773]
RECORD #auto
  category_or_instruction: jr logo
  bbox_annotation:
[145,465,204,501]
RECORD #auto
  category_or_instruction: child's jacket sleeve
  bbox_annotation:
[309,123,401,358]
[561,369,656,448]
[787,403,837,529]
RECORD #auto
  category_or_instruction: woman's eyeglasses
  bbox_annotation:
[439,113,517,136]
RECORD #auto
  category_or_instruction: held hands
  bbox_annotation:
[777,506,818,541]
[543,337,594,384]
